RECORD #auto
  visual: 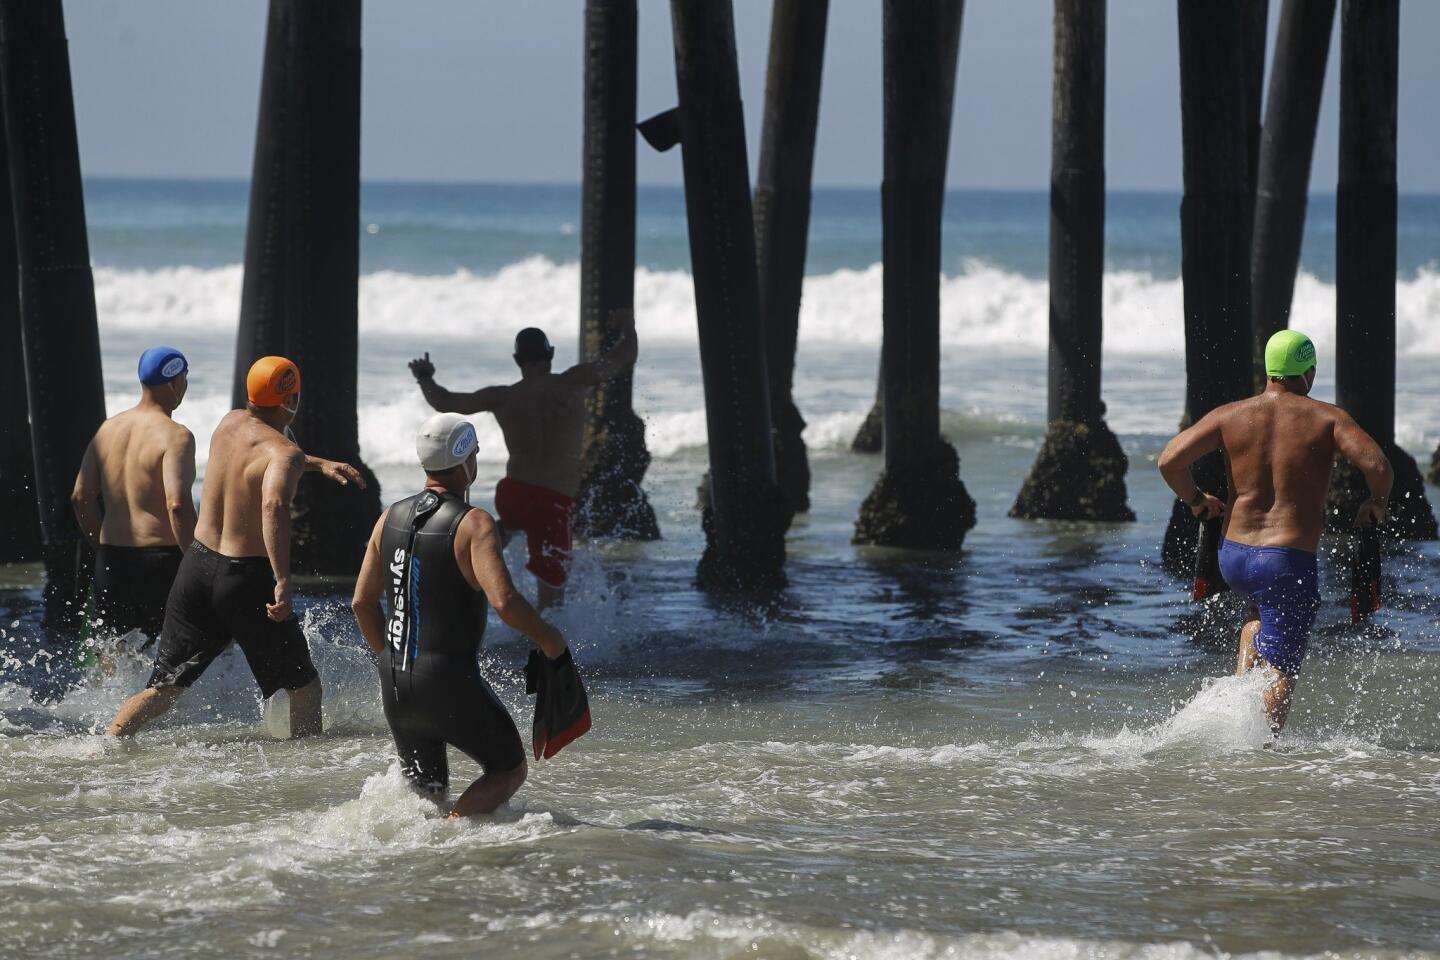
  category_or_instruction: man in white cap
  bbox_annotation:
[408,309,638,609]
[350,413,573,817]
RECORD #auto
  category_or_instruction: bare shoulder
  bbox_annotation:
[262,433,305,471]
[460,505,498,538]
[164,417,196,449]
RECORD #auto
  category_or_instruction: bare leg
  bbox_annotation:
[535,580,565,613]
[447,760,527,818]
[106,686,184,737]
[1235,611,1297,735]
[1261,670,1297,735]
[286,677,323,738]
[1236,611,1262,675]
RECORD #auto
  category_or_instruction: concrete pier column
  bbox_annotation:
[753,0,829,515]
[0,0,106,624]
[1012,0,1133,523]
[1161,0,1255,574]
[1328,0,1435,539]
[1250,0,1336,378]
[850,2,962,458]
[853,0,975,550]
[234,0,380,574]
[574,0,659,542]
[669,0,791,590]
[0,110,40,564]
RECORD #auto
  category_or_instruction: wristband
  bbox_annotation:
[1187,490,1206,507]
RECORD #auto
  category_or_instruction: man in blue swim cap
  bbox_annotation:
[1157,330,1392,734]
[71,347,197,653]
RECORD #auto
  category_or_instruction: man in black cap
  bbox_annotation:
[408,310,637,610]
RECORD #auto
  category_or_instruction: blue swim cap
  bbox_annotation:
[138,346,188,386]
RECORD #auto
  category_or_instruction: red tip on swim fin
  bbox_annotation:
[1350,581,1381,624]
[1192,576,1210,602]
[542,708,591,760]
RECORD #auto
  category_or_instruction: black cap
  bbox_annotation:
[514,328,555,365]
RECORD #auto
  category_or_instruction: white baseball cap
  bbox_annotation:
[415,413,478,471]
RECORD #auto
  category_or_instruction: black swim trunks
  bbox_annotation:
[146,541,319,698]
[92,544,183,646]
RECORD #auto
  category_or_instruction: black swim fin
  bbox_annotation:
[525,647,592,760]
[1191,514,1229,601]
[1349,525,1382,623]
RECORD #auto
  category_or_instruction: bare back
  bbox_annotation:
[1216,393,1341,551]
[195,410,302,557]
[89,408,195,547]
[491,376,587,496]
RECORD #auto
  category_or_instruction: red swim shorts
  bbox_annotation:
[494,477,574,587]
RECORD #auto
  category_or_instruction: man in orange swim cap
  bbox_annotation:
[108,356,367,739]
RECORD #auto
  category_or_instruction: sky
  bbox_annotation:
[65,1,1440,192]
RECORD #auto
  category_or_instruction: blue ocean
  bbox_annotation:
[3,178,1440,959]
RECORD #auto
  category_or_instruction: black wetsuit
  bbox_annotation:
[379,490,524,791]
[92,544,183,646]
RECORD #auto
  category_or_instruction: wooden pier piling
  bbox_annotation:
[851,1,962,457]
[1012,0,1133,523]
[1250,0,1335,380]
[233,0,380,573]
[754,0,830,515]
[574,0,659,542]
[1328,0,1436,539]
[669,0,791,589]
[1161,0,1256,574]
[853,0,975,550]
[0,114,40,564]
[0,0,107,623]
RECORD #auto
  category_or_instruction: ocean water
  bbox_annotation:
[3,179,1440,959]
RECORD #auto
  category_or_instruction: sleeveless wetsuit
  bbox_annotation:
[379,491,524,791]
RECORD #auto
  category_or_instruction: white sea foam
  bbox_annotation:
[92,258,1440,353]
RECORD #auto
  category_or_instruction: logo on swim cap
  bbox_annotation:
[452,424,476,459]
[161,357,186,379]
[277,367,298,393]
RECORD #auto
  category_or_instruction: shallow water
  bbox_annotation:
[3,180,1439,957]
[5,402,1440,958]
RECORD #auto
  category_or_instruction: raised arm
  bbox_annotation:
[1157,408,1228,520]
[409,351,508,414]
[1333,409,1393,527]
[70,438,104,549]
[460,509,567,659]
[260,448,305,621]
[162,429,198,550]
[350,511,389,658]
[558,307,638,387]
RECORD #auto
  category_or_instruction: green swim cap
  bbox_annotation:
[1264,329,1317,378]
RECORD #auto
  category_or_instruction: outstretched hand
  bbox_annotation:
[320,460,367,489]
[1189,493,1226,520]
[409,352,435,381]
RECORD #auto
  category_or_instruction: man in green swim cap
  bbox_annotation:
[1158,329,1392,733]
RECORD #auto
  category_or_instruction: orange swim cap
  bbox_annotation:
[246,356,301,407]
